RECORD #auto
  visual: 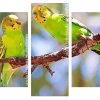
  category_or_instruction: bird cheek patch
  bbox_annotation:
[34,12,46,24]
[12,24,18,31]
[38,16,47,24]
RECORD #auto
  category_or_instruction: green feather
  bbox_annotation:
[42,14,68,44]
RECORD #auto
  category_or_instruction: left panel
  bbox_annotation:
[0,12,28,87]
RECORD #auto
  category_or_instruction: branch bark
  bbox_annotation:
[32,34,100,66]
[0,34,99,74]
[0,57,27,68]
[72,34,100,57]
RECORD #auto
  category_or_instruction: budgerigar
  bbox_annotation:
[32,5,100,54]
[72,17,100,54]
[32,5,68,44]
[0,14,26,86]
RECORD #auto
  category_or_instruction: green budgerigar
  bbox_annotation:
[72,18,100,53]
[0,14,26,86]
[32,5,100,54]
[32,5,68,44]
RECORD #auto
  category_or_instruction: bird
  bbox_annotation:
[72,17,100,54]
[0,14,26,86]
[32,5,100,54]
[32,5,68,44]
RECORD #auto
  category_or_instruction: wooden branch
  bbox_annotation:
[32,34,100,65]
[0,34,99,75]
[0,57,27,68]
[72,34,100,57]
[31,47,68,65]
[31,34,100,74]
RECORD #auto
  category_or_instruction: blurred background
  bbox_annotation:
[72,12,100,87]
[0,12,28,87]
[31,3,69,96]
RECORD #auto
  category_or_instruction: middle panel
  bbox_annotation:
[31,3,69,96]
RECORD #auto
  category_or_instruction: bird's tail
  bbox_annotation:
[92,49,100,55]
[91,43,100,55]
[2,63,15,87]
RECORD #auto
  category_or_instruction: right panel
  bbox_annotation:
[72,12,100,87]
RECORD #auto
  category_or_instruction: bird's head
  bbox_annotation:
[32,5,53,23]
[2,14,21,32]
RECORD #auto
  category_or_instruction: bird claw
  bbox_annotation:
[9,57,16,68]
[9,57,16,63]
[88,34,93,40]
[80,34,91,51]
[80,34,87,40]
[9,57,21,69]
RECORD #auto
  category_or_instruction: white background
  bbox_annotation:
[0,0,100,100]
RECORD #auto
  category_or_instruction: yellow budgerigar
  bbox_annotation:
[0,14,26,86]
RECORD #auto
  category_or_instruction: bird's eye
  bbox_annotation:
[33,12,37,15]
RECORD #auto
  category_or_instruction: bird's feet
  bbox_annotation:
[80,34,87,40]
[80,34,93,40]
[9,57,26,69]
[80,34,90,51]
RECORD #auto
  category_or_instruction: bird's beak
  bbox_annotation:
[16,20,21,25]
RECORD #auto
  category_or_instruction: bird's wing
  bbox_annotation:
[0,37,5,83]
[92,49,100,55]
[59,14,68,22]
[72,17,92,33]
[61,15,92,33]
[0,38,5,58]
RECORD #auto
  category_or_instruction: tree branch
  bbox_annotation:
[72,34,100,57]
[0,57,27,68]
[32,34,100,65]
[0,34,99,75]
